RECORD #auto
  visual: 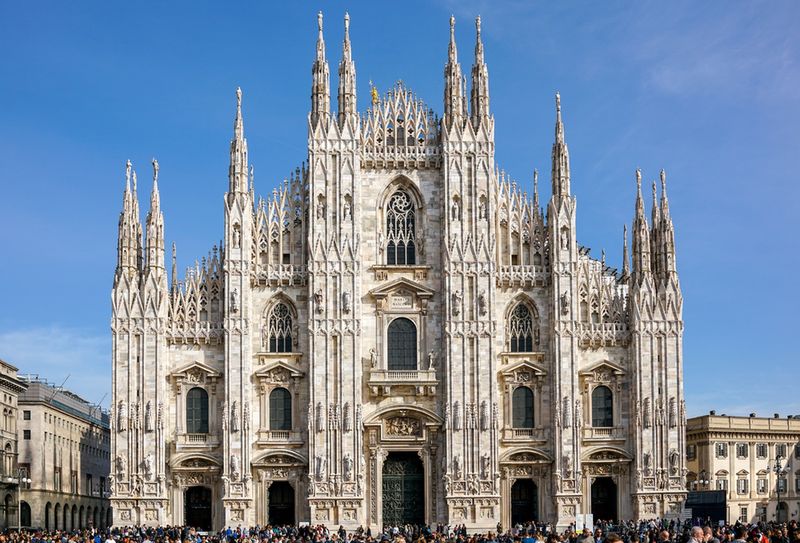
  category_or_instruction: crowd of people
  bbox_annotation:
[0,520,798,543]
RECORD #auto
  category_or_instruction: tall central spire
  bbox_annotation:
[470,15,490,127]
[337,12,357,126]
[550,92,571,200]
[311,11,330,126]
[229,87,249,194]
[443,15,464,128]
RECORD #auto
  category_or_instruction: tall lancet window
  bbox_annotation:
[386,190,416,265]
[268,303,293,353]
[509,303,535,352]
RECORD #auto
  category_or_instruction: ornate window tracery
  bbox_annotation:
[509,303,535,352]
[386,190,416,265]
[512,386,534,428]
[387,317,417,370]
[267,303,293,353]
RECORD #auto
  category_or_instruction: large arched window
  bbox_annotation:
[386,190,416,265]
[387,318,417,370]
[512,386,535,428]
[268,303,293,353]
[509,303,535,352]
[186,387,209,434]
[269,388,292,431]
[591,385,613,428]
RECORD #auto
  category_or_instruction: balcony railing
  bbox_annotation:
[368,368,438,396]
[582,426,626,441]
[176,432,220,449]
[501,427,547,443]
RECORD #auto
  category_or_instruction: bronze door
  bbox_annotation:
[382,451,424,526]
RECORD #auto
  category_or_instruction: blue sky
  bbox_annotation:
[0,1,797,415]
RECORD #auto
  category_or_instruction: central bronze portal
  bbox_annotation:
[382,451,424,526]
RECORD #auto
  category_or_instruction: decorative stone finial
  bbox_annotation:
[476,15,481,36]
[556,91,561,113]
[318,11,323,32]
[152,158,159,184]
[236,86,242,107]
[450,14,455,34]
[344,11,350,34]
[660,168,666,189]
[125,159,132,188]
[636,168,642,188]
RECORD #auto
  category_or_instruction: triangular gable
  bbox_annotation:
[254,360,305,380]
[579,359,626,378]
[500,359,547,379]
[170,360,221,379]
[368,277,435,299]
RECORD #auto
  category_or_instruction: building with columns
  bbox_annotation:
[110,13,686,531]
[686,413,800,524]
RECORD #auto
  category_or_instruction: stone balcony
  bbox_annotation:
[582,426,627,442]
[501,426,548,445]
[252,264,307,287]
[497,265,548,288]
[176,432,220,450]
[256,429,304,447]
[367,369,438,397]
[576,322,629,348]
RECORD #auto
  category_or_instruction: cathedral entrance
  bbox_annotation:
[591,477,617,521]
[268,481,295,525]
[184,486,212,530]
[510,479,538,525]
[381,452,424,526]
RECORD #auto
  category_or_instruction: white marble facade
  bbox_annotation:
[110,14,686,531]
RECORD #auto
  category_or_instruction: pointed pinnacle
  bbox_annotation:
[125,159,132,191]
[474,16,484,61]
[152,158,159,186]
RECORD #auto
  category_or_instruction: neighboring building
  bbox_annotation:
[18,376,111,530]
[0,360,28,529]
[686,412,800,523]
[110,14,686,530]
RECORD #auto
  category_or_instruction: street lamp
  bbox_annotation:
[5,468,32,529]
[768,455,788,523]
[696,469,710,490]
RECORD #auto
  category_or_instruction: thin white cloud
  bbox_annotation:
[0,326,110,408]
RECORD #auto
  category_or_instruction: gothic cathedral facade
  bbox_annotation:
[110,14,686,531]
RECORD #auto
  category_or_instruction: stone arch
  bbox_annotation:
[581,446,633,463]
[500,448,553,464]
[252,449,308,467]
[170,452,223,469]
[363,404,443,427]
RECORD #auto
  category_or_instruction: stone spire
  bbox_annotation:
[533,169,540,209]
[311,11,330,126]
[443,15,464,127]
[337,12,357,126]
[659,169,677,277]
[631,168,651,283]
[622,224,630,281]
[650,179,661,277]
[470,16,490,128]
[145,158,165,271]
[229,87,249,194]
[171,242,178,293]
[116,159,143,279]
[550,92,571,200]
